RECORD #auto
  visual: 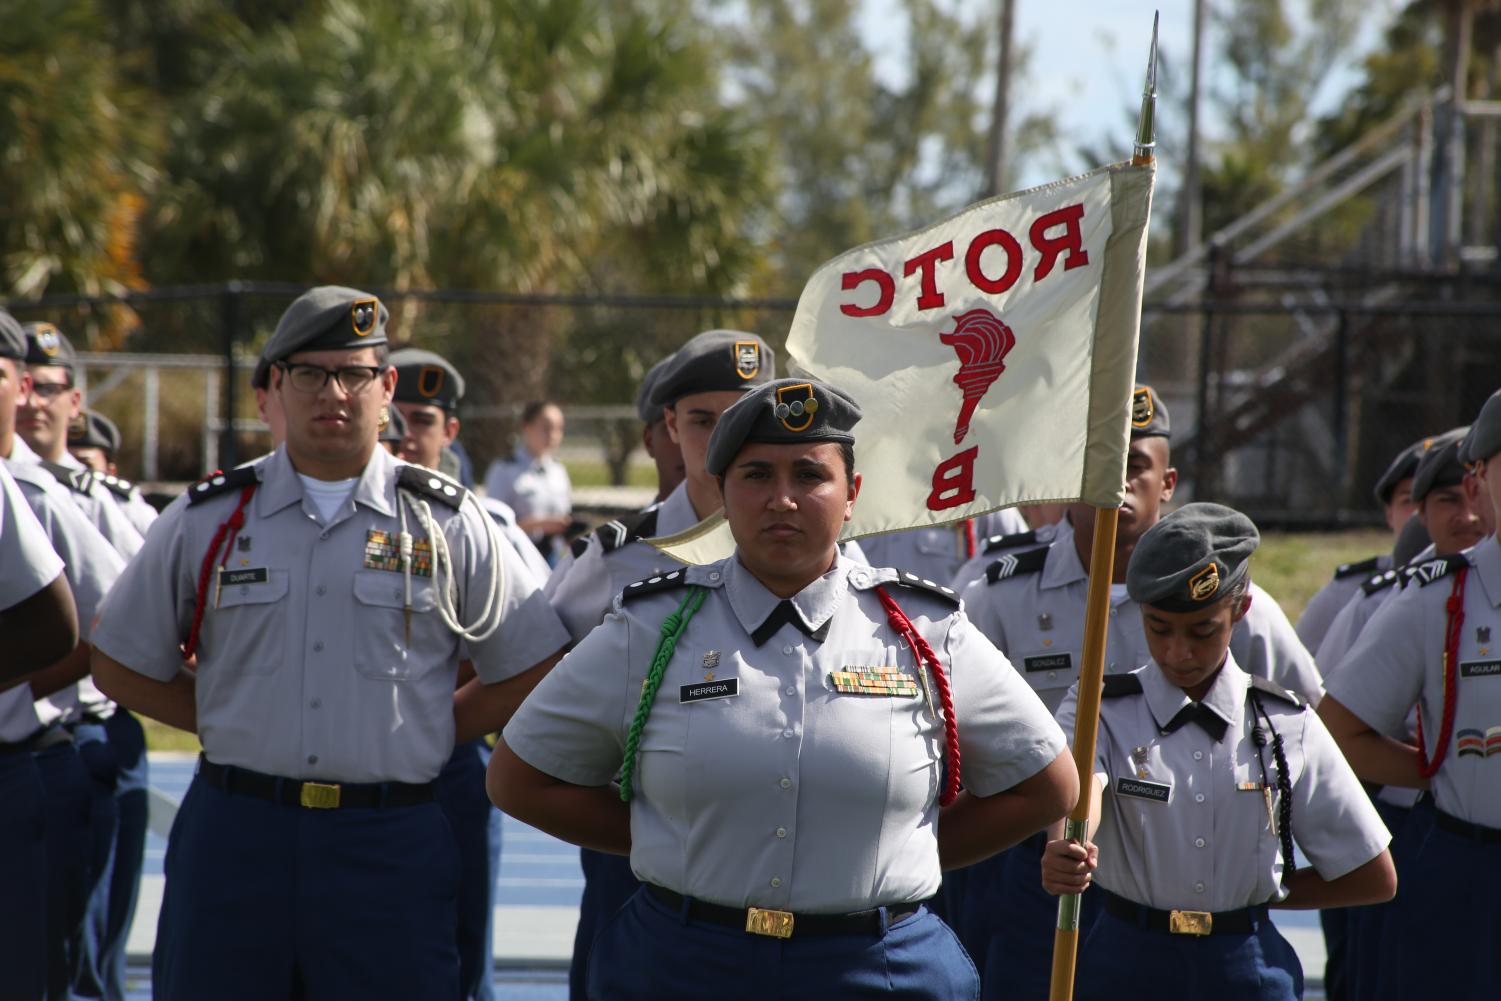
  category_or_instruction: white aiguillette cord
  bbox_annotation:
[396,487,507,643]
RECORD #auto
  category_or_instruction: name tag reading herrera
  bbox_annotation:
[680,679,739,704]
[218,567,268,586]
[1116,777,1171,803]
[1460,659,1501,678]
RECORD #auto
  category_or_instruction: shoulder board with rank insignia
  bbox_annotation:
[1334,554,1382,580]
[1403,554,1468,588]
[187,464,259,505]
[596,507,659,554]
[986,545,1049,584]
[41,461,93,495]
[569,534,591,559]
[888,569,960,607]
[982,528,1039,554]
[1102,673,1144,698]
[620,567,688,603]
[398,465,467,509]
[1248,675,1304,709]
[94,472,135,499]
[1361,568,1401,596]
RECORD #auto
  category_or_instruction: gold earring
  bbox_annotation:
[377,406,390,432]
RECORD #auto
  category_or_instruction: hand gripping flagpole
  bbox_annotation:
[1047,14,1157,1001]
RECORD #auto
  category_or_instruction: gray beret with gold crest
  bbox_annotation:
[704,378,862,477]
[647,329,775,408]
[262,285,389,365]
[1127,502,1259,612]
[1130,384,1170,439]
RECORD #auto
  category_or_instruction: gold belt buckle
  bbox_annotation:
[1169,909,1212,936]
[299,782,341,809]
[745,906,795,939]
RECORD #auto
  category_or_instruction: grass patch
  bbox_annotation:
[141,718,200,753]
[564,459,658,489]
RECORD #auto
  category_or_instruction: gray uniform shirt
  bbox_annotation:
[483,444,572,544]
[91,445,569,784]
[10,435,144,560]
[961,519,1324,714]
[506,553,1067,913]
[60,450,158,538]
[858,509,1029,589]
[1326,535,1501,828]
[0,461,63,610]
[1057,656,1388,912]
[479,495,551,581]
[1297,555,1391,654]
[952,520,1061,593]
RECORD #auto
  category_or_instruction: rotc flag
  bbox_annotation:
[656,160,1155,564]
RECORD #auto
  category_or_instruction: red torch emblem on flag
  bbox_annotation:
[939,308,1016,445]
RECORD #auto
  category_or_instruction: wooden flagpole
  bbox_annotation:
[1047,14,1158,1001]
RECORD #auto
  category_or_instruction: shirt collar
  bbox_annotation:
[723,551,850,640]
[1041,518,1089,590]
[1141,652,1247,734]
[1470,535,1501,608]
[6,435,41,466]
[57,451,84,470]
[655,481,706,537]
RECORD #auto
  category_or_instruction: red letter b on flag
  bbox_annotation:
[927,447,979,510]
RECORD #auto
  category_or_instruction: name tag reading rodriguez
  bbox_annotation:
[1116,777,1171,803]
[1023,653,1073,673]
[680,679,739,704]
[829,667,921,697]
[1461,660,1501,678]
[218,567,268,587]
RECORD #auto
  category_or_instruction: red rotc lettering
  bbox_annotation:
[838,203,1089,317]
[927,446,979,511]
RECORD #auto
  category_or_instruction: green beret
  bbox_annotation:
[705,377,861,477]
[1373,436,1432,506]
[635,353,674,424]
[1130,384,1170,439]
[379,404,407,445]
[23,322,77,375]
[647,329,775,408]
[263,286,388,364]
[1410,427,1469,502]
[1127,502,1259,612]
[391,348,464,412]
[68,409,122,455]
[1467,388,1501,467]
[0,310,24,361]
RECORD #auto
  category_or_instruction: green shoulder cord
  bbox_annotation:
[619,585,708,802]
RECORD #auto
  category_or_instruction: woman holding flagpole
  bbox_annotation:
[1041,504,1395,1001]
[490,376,1077,999]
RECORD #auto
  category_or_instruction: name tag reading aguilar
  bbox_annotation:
[1461,659,1501,678]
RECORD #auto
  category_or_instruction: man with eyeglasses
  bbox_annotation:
[90,286,571,1001]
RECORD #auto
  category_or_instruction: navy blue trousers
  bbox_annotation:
[153,773,460,1001]
[434,739,500,1001]
[1346,796,1428,1000]
[1074,908,1301,1001]
[0,751,48,1001]
[586,887,979,1000]
[86,711,149,1001]
[36,739,93,1001]
[70,721,120,1000]
[978,833,1101,1001]
[569,849,641,1001]
[1374,808,1501,1001]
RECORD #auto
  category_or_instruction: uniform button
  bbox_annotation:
[1194,837,1206,848]
[1109,662,1117,671]
[709,571,721,582]
[769,876,782,888]
[319,532,330,541]
[307,754,319,765]
[779,777,792,789]
[315,585,327,596]
[1109,607,1117,617]
[312,641,324,652]
[1194,793,1205,803]
[239,586,249,596]
[775,827,787,839]
[1048,671,1057,680]
[310,699,321,709]
[782,729,795,739]
[1194,882,1205,893]
[782,645,794,656]
[1193,751,1203,761]
[785,686,796,696]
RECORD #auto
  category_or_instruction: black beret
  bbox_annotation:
[251,355,273,391]
[379,404,407,445]
[23,322,77,374]
[635,353,674,424]
[1392,514,1431,568]
[68,409,122,455]
[705,378,861,477]
[263,286,388,364]
[1129,384,1170,439]
[1410,427,1470,502]
[0,310,24,360]
[391,348,464,411]
[1372,436,1430,506]
[1467,388,1501,467]
[1127,502,1259,612]
[648,329,775,408]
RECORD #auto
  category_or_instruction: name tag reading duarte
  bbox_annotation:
[680,679,739,703]
[218,567,268,586]
[1116,777,1171,803]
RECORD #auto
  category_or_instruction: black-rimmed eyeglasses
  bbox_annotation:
[276,362,385,394]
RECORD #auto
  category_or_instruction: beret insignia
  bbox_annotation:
[351,298,379,337]
[1131,387,1153,428]
[34,324,62,357]
[735,340,761,380]
[773,382,818,432]
[1188,563,1220,601]
[417,365,445,399]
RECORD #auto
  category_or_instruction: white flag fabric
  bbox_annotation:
[655,161,1154,565]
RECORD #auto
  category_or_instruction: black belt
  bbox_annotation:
[197,756,433,810]
[1435,808,1501,845]
[645,883,926,939]
[1099,888,1268,936]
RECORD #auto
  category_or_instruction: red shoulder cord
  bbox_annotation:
[1415,566,1467,779]
[182,484,258,660]
[875,585,961,807]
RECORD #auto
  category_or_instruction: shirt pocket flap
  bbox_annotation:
[353,569,438,612]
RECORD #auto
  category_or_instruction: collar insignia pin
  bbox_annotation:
[1478,627,1491,644]
[1038,613,1052,631]
[238,536,252,552]
[703,650,720,670]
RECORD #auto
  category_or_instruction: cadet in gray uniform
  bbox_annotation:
[89,286,571,1001]
[635,352,685,504]
[859,508,1028,590]
[1320,390,1501,1001]
[0,460,76,681]
[1043,503,1394,1001]
[1297,436,1429,652]
[15,323,145,559]
[492,377,1077,1001]
[952,520,1060,593]
[68,407,160,538]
